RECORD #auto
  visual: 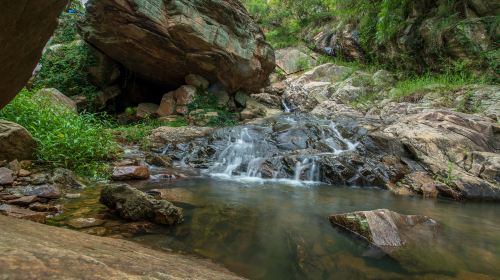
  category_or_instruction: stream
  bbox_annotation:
[133,178,500,279]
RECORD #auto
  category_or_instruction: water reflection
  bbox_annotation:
[133,178,500,279]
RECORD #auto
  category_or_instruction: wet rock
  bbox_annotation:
[329,209,438,248]
[0,120,37,161]
[250,92,282,108]
[29,202,61,213]
[113,221,156,237]
[81,226,108,236]
[136,103,159,119]
[185,74,209,90]
[100,184,183,225]
[392,172,441,198]
[7,195,39,207]
[145,154,172,168]
[81,0,274,93]
[52,168,86,189]
[35,88,77,112]
[111,166,150,181]
[0,204,46,223]
[18,184,61,199]
[68,218,106,229]
[0,167,14,185]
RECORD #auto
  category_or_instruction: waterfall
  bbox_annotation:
[196,114,361,185]
[282,99,292,113]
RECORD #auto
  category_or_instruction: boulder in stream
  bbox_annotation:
[100,184,183,225]
[329,209,438,249]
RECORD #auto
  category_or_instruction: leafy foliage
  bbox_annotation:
[0,89,118,178]
[188,90,239,127]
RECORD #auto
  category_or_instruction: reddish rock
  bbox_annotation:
[29,202,61,213]
[111,166,150,181]
[0,204,46,223]
[157,93,176,117]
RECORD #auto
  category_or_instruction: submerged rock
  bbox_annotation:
[329,209,438,248]
[0,215,244,279]
[100,184,183,225]
[81,0,275,93]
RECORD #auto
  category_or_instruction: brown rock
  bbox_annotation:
[0,167,14,185]
[174,85,197,106]
[29,202,61,213]
[111,166,150,181]
[18,169,31,177]
[7,195,39,207]
[145,154,172,168]
[0,215,244,279]
[0,0,69,108]
[0,204,46,223]
[80,0,274,93]
[0,120,37,161]
[148,126,213,147]
[157,93,176,117]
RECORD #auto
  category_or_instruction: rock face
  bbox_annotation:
[329,209,438,248]
[384,110,500,200]
[0,120,37,161]
[275,48,317,75]
[0,215,244,279]
[0,0,68,109]
[80,0,275,93]
[100,184,183,225]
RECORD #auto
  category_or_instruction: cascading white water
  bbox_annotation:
[282,99,292,113]
[206,116,360,185]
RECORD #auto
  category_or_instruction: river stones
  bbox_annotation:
[68,217,106,229]
[329,209,438,249]
[111,166,150,181]
[100,184,183,225]
[18,184,61,199]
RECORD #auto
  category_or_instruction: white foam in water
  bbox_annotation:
[206,118,360,186]
[282,99,291,113]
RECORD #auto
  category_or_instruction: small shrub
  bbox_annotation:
[188,90,239,127]
[0,89,118,178]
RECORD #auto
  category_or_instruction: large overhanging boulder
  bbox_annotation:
[80,0,275,93]
[0,0,69,109]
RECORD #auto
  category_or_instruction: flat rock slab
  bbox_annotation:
[0,215,244,279]
[329,209,438,248]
